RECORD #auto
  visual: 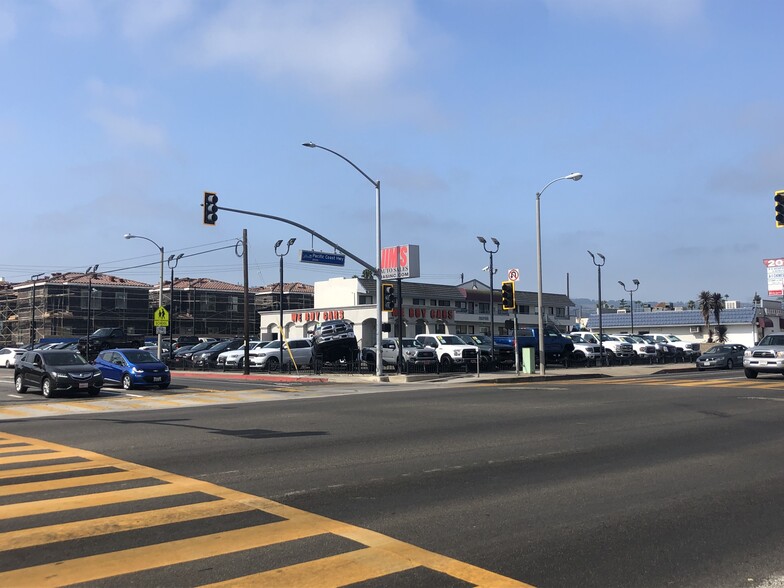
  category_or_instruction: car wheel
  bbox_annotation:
[88,387,101,397]
[122,374,133,390]
[42,378,55,398]
[726,359,734,370]
[440,355,453,370]
[744,368,758,379]
[14,375,27,393]
[267,357,279,372]
[237,357,244,369]
[4,361,9,368]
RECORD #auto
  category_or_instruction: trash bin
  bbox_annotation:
[521,347,535,374]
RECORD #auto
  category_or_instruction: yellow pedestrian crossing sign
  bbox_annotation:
[153,306,169,327]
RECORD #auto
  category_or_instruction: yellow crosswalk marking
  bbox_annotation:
[0,431,531,587]
[0,500,255,552]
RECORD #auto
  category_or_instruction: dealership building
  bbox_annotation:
[258,276,574,348]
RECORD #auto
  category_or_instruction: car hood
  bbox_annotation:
[48,364,100,374]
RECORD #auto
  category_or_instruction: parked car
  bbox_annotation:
[191,338,245,369]
[250,339,313,371]
[696,344,746,371]
[170,340,219,369]
[0,347,26,368]
[361,338,438,371]
[173,335,200,350]
[414,334,478,369]
[14,350,104,398]
[743,334,784,378]
[217,341,267,369]
[568,334,603,363]
[312,320,358,363]
[616,335,658,360]
[94,348,171,390]
[457,334,515,369]
[643,333,701,360]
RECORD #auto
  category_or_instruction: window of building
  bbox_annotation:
[456,324,467,334]
[358,295,372,305]
[80,288,101,310]
[115,291,127,310]
[454,301,467,311]
[478,302,490,313]
[519,305,530,314]
[201,295,216,312]
[548,307,554,315]
[412,298,425,306]
[229,296,239,313]
[556,307,565,317]
[430,299,437,306]
[435,322,446,334]
[438,299,450,307]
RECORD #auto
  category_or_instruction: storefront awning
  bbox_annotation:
[757,317,773,327]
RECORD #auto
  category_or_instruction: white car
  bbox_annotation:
[216,341,265,369]
[0,347,26,368]
[249,339,313,371]
[414,334,479,369]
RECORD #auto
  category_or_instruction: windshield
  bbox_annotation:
[91,328,115,337]
[435,335,465,345]
[44,352,89,366]
[667,335,683,342]
[402,339,424,349]
[759,335,784,346]
[122,350,159,363]
[704,346,729,355]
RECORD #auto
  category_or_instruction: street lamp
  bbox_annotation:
[124,233,164,359]
[588,251,606,365]
[618,279,640,335]
[275,238,296,371]
[29,272,45,347]
[303,141,383,377]
[535,172,582,375]
[85,265,99,359]
[167,254,185,360]
[477,236,500,368]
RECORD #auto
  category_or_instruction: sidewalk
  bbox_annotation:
[172,361,699,385]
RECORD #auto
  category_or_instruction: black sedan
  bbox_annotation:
[191,338,244,370]
[696,344,747,371]
[14,350,103,398]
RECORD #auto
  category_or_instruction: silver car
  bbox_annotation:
[696,344,746,371]
[744,335,784,378]
[250,339,313,371]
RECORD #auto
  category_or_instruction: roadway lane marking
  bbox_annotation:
[0,431,531,587]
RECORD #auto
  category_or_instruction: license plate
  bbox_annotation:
[79,383,88,389]
[154,377,161,382]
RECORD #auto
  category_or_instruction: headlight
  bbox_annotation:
[50,371,60,378]
[744,350,752,357]
[132,367,145,374]
[455,349,462,357]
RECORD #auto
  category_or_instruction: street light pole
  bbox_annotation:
[168,254,184,361]
[588,251,606,365]
[85,265,99,359]
[29,272,45,347]
[124,233,164,359]
[618,279,640,335]
[275,238,296,371]
[303,141,383,378]
[535,172,582,375]
[477,236,500,368]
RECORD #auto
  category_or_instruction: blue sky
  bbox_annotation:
[1,0,782,305]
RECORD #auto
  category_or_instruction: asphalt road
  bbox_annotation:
[0,371,782,586]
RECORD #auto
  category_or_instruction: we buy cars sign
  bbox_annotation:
[764,258,784,296]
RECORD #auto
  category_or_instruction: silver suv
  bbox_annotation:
[743,334,784,378]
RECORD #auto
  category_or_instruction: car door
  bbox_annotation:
[29,353,46,388]
[100,351,123,384]
[293,340,313,366]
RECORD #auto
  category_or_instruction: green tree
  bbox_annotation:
[698,291,713,342]
[687,300,695,310]
[361,268,374,280]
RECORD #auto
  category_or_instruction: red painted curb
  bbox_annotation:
[170,371,328,384]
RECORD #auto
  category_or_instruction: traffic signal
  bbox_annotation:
[501,280,515,310]
[776,190,784,228]
[203,192,219,225]
[382,283,396,311]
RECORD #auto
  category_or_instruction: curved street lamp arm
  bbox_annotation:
[302,142,379,188]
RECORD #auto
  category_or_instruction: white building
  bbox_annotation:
[258,277,574,348]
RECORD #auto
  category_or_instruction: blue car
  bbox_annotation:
[94,348,171,390]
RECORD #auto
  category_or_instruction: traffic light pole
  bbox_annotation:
[396,277,403,374]
[514,310,520,375]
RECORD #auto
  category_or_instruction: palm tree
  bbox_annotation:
[711,292,724,325]
[698,291,713,342]
[716,325,728,343]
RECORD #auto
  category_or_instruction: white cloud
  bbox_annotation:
[120,0,194,40]
[85,78,142,110]
[88,109,167,151]
[0,4,16,44]
[544,0,705,30]
[189,0,421,97]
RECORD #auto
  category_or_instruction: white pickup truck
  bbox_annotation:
[643,333,700,360]
[414,334,479,369]
[571,331,635,360]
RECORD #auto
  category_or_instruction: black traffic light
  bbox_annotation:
[382,283,396,311]
[776,190,784,228]
[501,280,515,310]
[203,192,219,225]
